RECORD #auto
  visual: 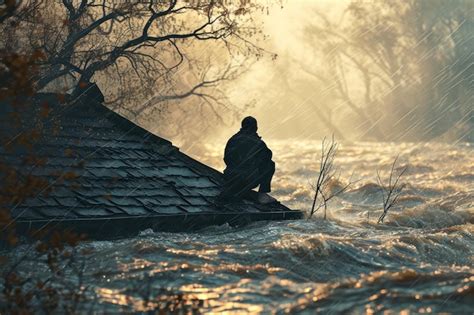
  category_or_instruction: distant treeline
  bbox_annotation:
[275,0,472,142]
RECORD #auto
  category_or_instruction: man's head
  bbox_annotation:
[241,116,258,133]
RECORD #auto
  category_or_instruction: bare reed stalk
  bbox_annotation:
[376,155,407,223]
[309,136,352,219]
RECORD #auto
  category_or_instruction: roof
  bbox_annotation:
[0,93,302,239]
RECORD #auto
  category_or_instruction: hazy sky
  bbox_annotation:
[156,0,472,157]
[199,1,350,145]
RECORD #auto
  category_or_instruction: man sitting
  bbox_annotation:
[218,116,277,204]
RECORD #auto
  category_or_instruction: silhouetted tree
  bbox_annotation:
[0,1,277,244]
[299,0,472,142]
[1,0,273,116]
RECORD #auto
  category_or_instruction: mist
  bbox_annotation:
[158,0,472,160]
[1,1,473,313]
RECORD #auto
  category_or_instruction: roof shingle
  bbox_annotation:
[0,93,302,238]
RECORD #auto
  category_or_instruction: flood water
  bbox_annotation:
[5,141,474,313]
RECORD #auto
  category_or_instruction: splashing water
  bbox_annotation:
[4,141,473,313]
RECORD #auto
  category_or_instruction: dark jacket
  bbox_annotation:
[223,130,273,177]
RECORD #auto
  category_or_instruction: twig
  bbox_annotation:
[376,155,407,223]
[309,136,353,219]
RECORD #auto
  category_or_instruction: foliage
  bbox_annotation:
[0,1,273,312]
[1,231,87,314]
[0,0,274,123]
[0,5,89,310]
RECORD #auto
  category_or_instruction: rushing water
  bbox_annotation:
[4,141,474,313]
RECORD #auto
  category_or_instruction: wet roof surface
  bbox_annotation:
[1,94,300,231]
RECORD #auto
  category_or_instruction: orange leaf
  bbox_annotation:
[56,94,66,103]
[63,171,79,180]
[7,232,18,246]
[40,102,50,118]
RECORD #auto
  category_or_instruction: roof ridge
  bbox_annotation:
[88,99,224,181]
[88,100,172,146]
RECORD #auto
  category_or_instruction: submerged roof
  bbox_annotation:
[1,93,301,238]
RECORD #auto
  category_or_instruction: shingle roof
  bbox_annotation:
[1,93,302,238]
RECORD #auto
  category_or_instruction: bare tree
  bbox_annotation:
[298,1,472,142]
[0,4,255,310]
[1,0,273,116]
[376,155,407,223]
[309,136,352,219]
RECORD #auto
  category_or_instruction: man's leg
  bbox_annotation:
[218,162,275,204]
[258,160,275,193]
[220,169,259,201]
[220,172,243,200]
